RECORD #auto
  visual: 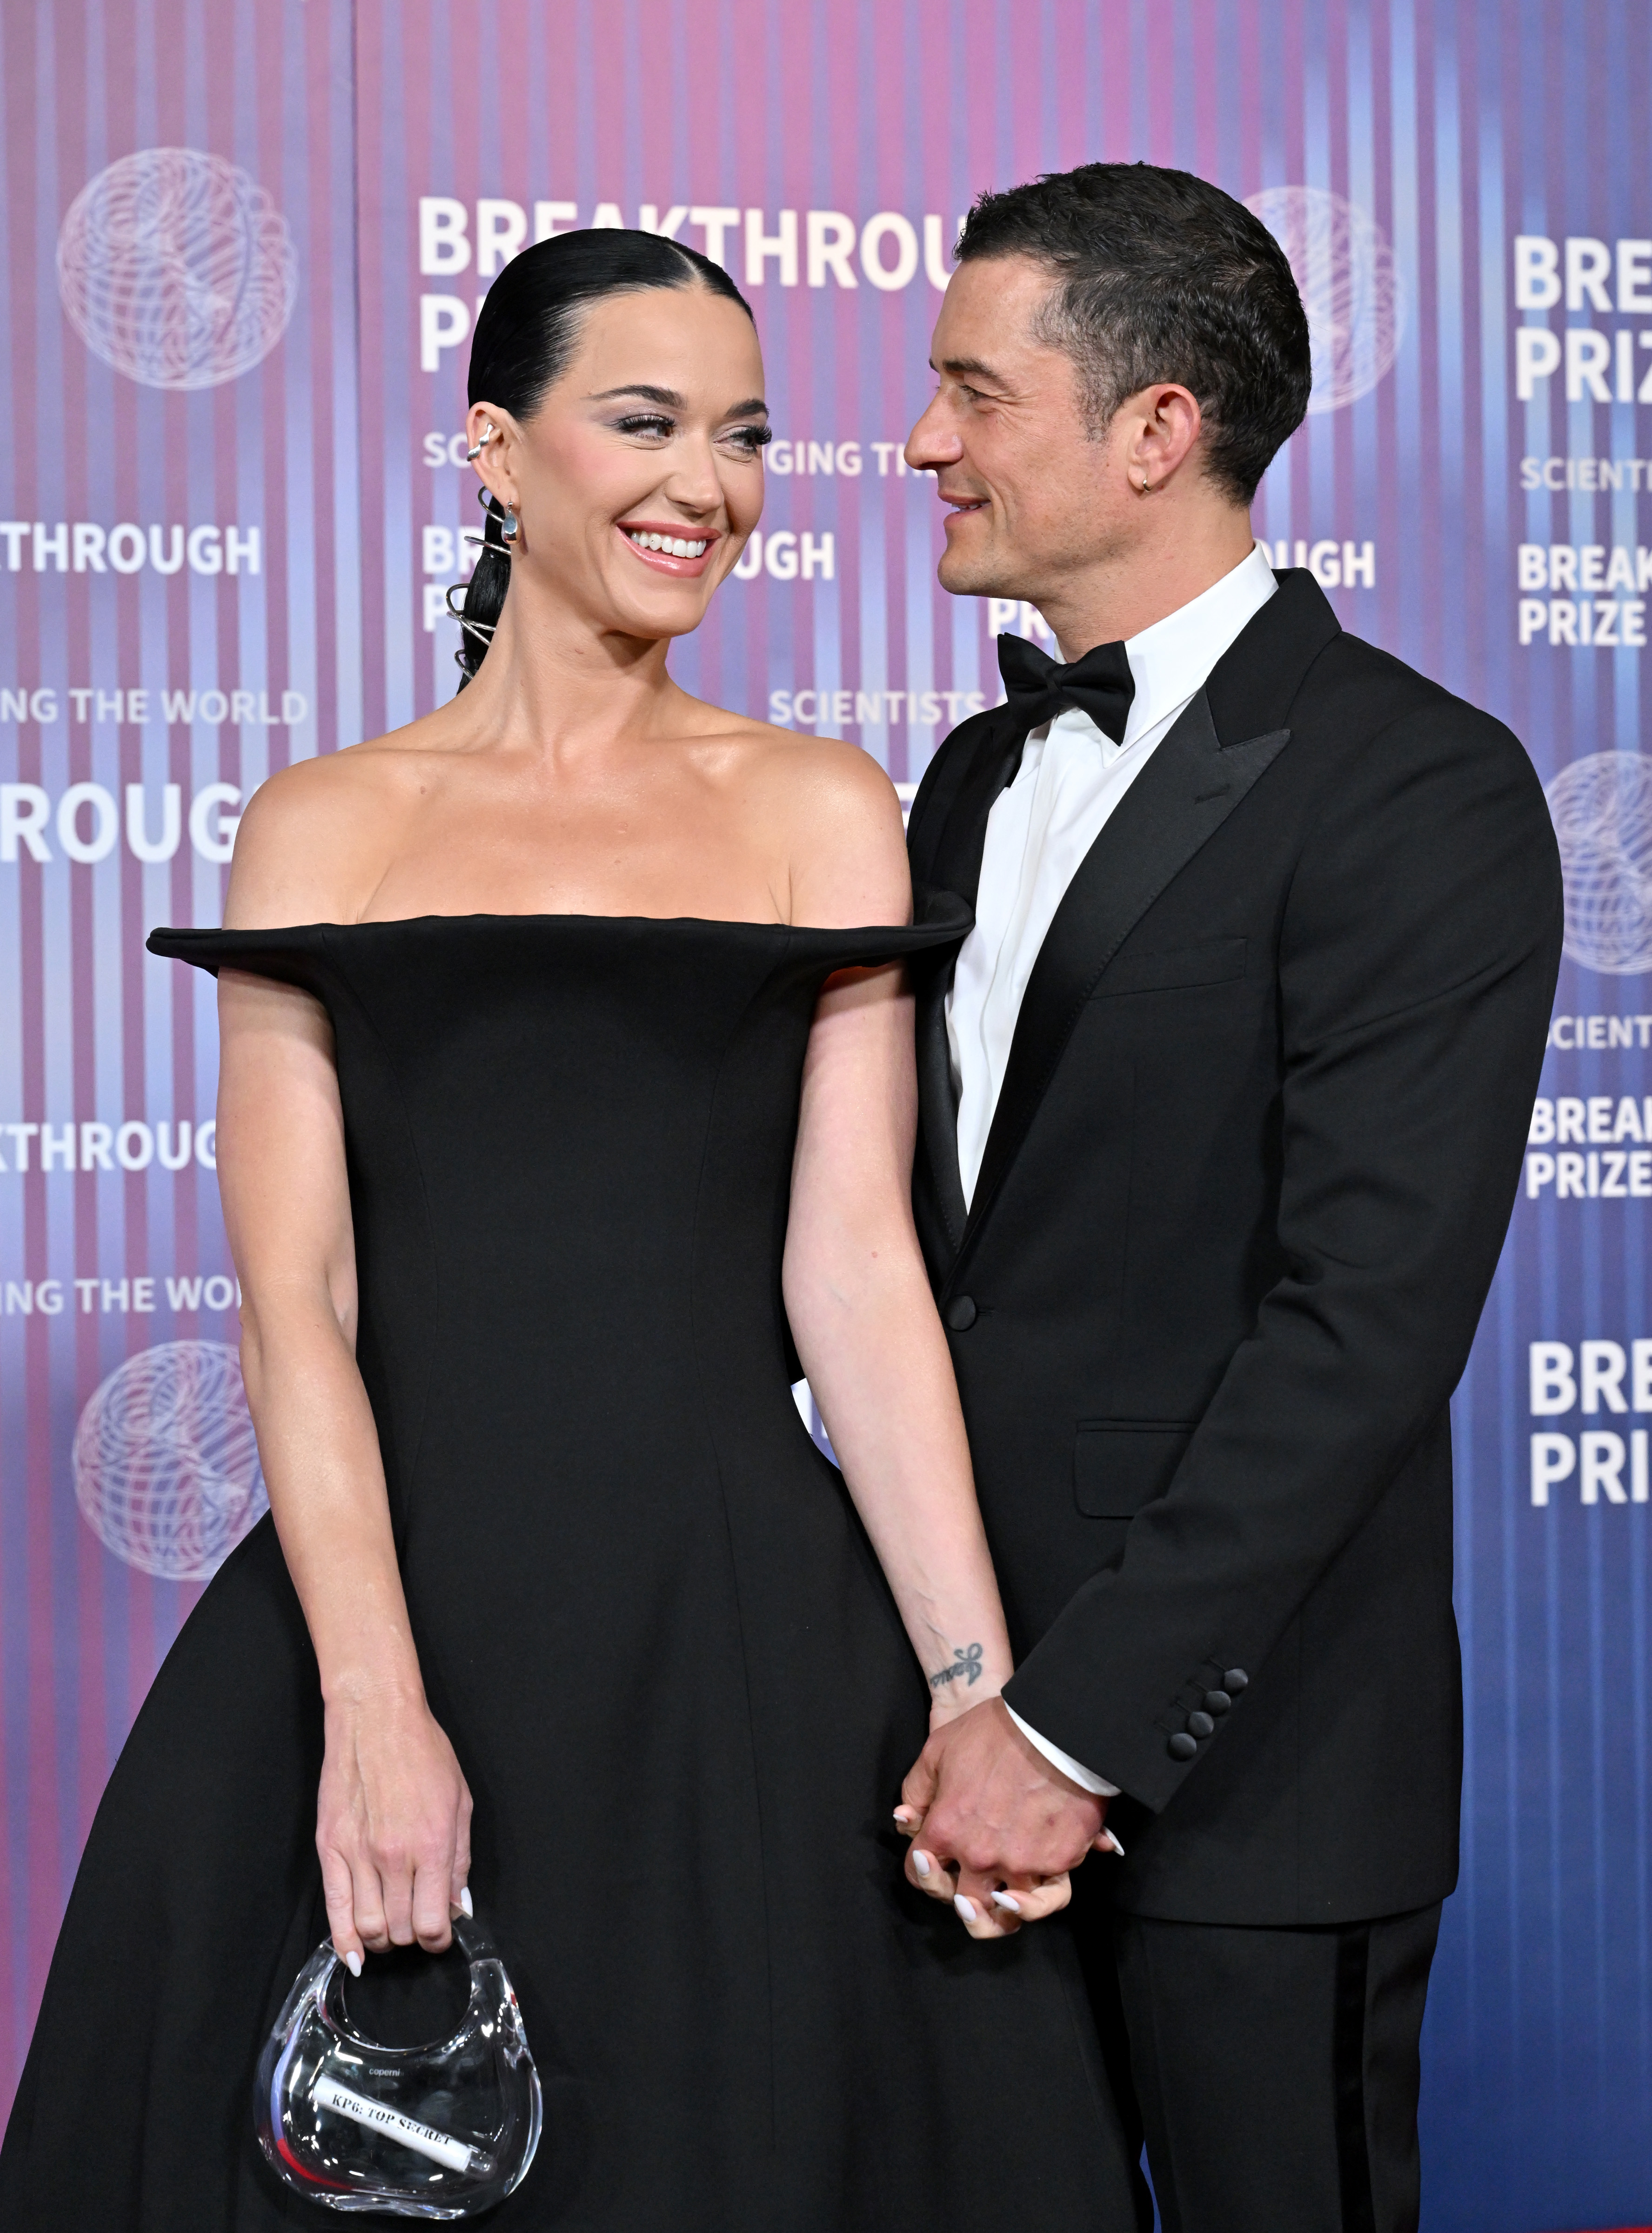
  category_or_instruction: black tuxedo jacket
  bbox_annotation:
[907,572,1562,1926]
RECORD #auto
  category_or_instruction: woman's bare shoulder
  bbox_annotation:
[223,719,443,928]
[696,715,911,928]
[690,704,901,821]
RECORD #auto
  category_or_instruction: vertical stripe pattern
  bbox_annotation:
[0,9,1647,2228]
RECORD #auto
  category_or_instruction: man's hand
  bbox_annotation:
[895,1697,1119,1939]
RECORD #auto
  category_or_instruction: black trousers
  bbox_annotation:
[1076,1899,1443,2233]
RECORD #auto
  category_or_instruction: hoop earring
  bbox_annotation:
[466,421,495,462]
[500,505,519,549]
[1134,475,1153,495]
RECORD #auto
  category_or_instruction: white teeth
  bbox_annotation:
[625,528,708,558]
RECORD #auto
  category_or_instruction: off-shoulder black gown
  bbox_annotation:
[0,909,1139,2231]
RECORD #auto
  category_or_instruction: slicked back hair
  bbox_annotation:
[454,229,754,688]
[955,162,1312,504]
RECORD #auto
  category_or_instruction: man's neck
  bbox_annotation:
[1042,507,1257,662]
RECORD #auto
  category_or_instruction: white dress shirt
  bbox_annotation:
[947,544,1278,1796]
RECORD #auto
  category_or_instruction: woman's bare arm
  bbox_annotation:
[216,764,469,1966]
[784,956,1011,1705]
[781,752,1049,1935]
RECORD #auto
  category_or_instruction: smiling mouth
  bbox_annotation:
[941,495,988,520]
[617,522,718,573]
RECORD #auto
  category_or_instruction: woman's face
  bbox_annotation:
[468,285,768,643]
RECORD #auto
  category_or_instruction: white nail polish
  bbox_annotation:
[913,1851,932,1879]
[991,1890,1022,1912]
[459,1886,474,1919]
[954,1894,977,1922]
[1105,1831,1126,1858]
[345,1949,362,1978]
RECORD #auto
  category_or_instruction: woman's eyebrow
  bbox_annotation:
[587,383,687,407]
[586,386,769,418]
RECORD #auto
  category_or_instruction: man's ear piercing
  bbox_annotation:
[466,422,496,462]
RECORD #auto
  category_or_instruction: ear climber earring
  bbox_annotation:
[444,581,495,647]
[465,421,496,462]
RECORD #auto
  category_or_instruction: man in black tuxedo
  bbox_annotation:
[896,163,1561,2233]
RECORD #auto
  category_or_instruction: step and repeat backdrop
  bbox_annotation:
[0,2,1648,2226]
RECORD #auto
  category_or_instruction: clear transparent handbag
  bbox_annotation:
[255,1909,542,2217]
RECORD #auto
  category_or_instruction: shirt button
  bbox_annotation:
[1223,1668,1249,1692]
[943,1295,978,1331]
[1167,1732,1198,1762]
[1187,1710,1215,1739]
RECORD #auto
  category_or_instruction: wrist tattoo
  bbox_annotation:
[929,1641,985,1692]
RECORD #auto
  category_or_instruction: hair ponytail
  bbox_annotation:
[448,489,515,685]
[450,228,754,689]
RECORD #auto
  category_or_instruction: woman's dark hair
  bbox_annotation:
[451,229,754,686]
[956,163,1311,504]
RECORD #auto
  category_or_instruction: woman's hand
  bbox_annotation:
[317,1689,473,1972]
[893,1699,1121,1940]
[214,960,472,1979]
[892,1799,1074,1940]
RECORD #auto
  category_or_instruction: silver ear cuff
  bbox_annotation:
[444,582,496,645]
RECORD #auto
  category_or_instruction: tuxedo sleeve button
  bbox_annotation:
[1223,1668,1249,1691]
[943,1295,977,1331]
[1187,1710,1215,1739]
[1204,1690,1231,1715]
[1167,1732,1198,1762]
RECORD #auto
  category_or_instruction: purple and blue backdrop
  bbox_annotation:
[1,5,1648,2227]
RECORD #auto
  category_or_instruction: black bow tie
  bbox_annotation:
[997,632,1136,744]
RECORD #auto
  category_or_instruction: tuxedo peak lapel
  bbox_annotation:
[957,692,1291,1259]
[906,708,996,889]
[909,706,1031,1255]
[923,707,1033,910]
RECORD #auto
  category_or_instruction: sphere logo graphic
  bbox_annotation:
[1245,186,1405,414]
[1545,752,1652,975]
[57,148,297,391]
[73,1340,269,1579]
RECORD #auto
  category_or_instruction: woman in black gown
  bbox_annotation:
[0,231,1140,2230]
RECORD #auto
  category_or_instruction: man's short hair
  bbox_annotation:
[956,163,1312,504]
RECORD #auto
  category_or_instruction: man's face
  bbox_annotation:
[905,254,1131,605]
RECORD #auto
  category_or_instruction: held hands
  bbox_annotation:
[895,1696,1121,1941]
[317,1687,474,1974]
